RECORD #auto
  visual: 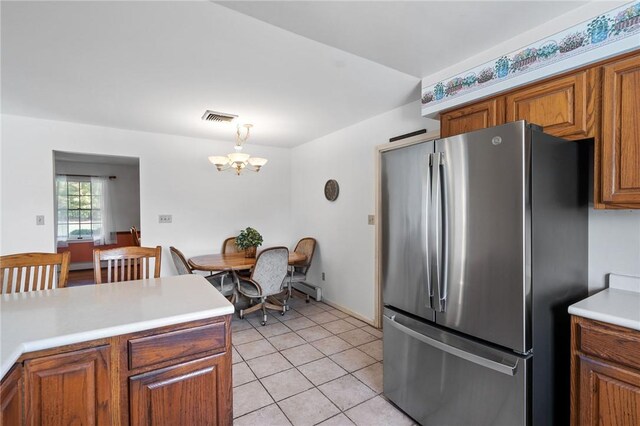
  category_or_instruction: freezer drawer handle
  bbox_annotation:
[384,315,517,376]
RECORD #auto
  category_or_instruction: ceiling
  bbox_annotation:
[217,1,584,79]
[1,1,585,148]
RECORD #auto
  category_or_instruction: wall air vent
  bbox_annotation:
[201,110,238,123]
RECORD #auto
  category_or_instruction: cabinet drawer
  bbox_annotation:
[577,319,640,370]
[128,322,226,370]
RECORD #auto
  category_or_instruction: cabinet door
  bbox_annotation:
[24,346,111,425]
[601,54,640,204]
[505,70,596,139]
[440,98,504,137]
[578,355,640,425]
[129,354,231,426]
[1,364,23,426]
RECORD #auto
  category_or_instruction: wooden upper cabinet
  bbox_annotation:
[129,355,231,426]
[1,364,23,426]
[601,54,640,205]
[505,70,597,139]
[440,98,504,138]
[24,346,111,426]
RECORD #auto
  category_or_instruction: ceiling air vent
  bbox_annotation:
[201,110,238,123]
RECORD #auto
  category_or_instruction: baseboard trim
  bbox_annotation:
[320,297,377,328]
[69,262,94,271]
[70,261,111,271]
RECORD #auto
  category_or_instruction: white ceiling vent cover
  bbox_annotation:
[201,110,238,123]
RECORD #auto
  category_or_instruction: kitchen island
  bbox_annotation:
[0,274,234,425]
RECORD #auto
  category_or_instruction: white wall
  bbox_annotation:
[0,114,293,276]
[55,160,141,232]
[589,209,640,292]
[291,101,437,321]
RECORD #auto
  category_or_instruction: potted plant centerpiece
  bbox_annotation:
[236,227,263,258]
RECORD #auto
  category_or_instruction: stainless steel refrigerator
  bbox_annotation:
[381,121,588,425]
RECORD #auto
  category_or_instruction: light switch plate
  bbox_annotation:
[158,214,172,224]
[368,215,375,225]
[36,215,45,226]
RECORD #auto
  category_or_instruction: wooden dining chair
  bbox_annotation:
[169,246,236,303]
[222,237,244,254]
[93,246,161,284]
[286,237,317,304]
[221,236,251,278]
[0,252,71,294]
[130,226,141,246]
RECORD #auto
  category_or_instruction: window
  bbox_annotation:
[56,177,102,241]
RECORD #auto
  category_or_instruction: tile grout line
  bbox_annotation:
[232,299,385,425]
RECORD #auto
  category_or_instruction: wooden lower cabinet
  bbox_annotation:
[571,316,640,425]
[24,346,111,425]
[130,355,231,426]
[1,365,23,425]
[0,315,232,426]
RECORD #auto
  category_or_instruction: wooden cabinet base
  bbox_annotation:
[24,346,112,425]
[1,365,23,426]
[130,355,231,426]
[571,316,640,425]
[0,315,232,426]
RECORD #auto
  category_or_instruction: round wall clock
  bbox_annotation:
[324,179,339,201]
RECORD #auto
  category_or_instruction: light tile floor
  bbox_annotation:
[232,297,416,426]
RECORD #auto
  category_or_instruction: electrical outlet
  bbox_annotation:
[36,215,45,226]
[368,215,375,225]
[322,272,325,281]
[158,214,172,224]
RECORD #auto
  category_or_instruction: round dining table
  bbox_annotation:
[188,251,306,272]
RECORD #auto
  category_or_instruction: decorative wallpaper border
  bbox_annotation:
[421,1,640,117]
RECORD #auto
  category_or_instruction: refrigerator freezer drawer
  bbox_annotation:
[383,309,530,426]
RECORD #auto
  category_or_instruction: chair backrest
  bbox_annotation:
[169,246,193,276]
[293,237,317,274]
[93,246,161,284]
[222,237,242,254]
[0,252,70,294]
[130,226,141,246]
[250,246,289,296]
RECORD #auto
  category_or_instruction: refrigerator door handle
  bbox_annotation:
[438,153,448,311]
[425,153,433,309]
[430,152,443,312]
[384,314,518,376]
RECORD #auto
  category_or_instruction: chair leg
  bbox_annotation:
[239,300,263,319]
[261,304,268,326]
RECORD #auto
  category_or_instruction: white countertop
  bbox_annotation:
[0,274,234,378]
[568,274,640,331]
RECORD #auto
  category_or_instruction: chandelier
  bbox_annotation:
[208,124,268,175]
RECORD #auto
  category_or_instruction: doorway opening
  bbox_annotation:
[53,152,141,285]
